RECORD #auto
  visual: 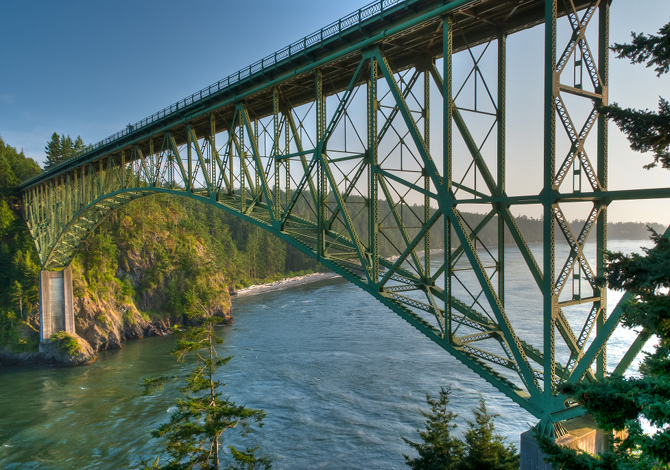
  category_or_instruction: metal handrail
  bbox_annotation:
[30,0,406,183]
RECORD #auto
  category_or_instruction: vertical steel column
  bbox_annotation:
[64,174,70,229]
[149,138,154,186]
[285,110,291,209]
[38,184,44,266]
[255,118,260,201]
[121,149,126,190]
[497,30,507,305]
[228,120,234,196]
[274,87,281,220]
[316,69,326,257]
[211,114,217,199]
[169,135,175,189]
[369,58,379,283]
[80,166,86,212]
[443,14,453,339]
[239,114,246,212]
[48,180,55,255]
[543,0,558,402]
[424,66,431,280]
[596,0,610,380]
[187,127,193,192]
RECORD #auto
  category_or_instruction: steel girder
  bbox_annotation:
[18,0,670,431]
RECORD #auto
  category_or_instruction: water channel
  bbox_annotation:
[0,240,652,469]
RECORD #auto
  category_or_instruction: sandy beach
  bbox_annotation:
[233,250,442,298]
[232,272,341,298]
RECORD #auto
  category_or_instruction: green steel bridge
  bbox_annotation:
[18,0,670,435]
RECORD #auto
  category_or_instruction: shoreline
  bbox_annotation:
[233,272,341,298]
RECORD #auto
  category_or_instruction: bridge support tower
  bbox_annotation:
[520,415,625,470]
[38,267,75,347]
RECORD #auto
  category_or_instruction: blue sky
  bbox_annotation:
[1,0,669,223]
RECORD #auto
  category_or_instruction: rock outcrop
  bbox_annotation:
[73,295,232,353]
[0,333,96,367]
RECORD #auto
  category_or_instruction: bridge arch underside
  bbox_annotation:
[20,0,670,430]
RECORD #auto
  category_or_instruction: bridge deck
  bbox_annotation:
[20,0,591,190]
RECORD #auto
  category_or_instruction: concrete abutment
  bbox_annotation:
[38,267,75,348]
[521,415,625,470]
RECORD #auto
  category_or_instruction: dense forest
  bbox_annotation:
[0,138,42,352]
[0,135,665,356]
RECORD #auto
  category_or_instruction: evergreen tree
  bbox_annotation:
[141,317,271,470]
[74,135,85,152]
[459,398,519,470]
[0,199,14,237]
[61,134,73,160]
[44,132,62,169]
[0,152,16,188]
[536,20,670,470]
[601,21,670,170]
[44,132,84,169]
[403,386,465,470]
[0,137,42,352]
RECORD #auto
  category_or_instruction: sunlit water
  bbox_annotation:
[0,240,653,469]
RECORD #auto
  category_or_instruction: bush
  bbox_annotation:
[50,331,82,355]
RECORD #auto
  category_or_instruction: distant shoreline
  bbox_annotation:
[232,272,341,298]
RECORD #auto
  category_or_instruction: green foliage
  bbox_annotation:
[460,398,519,470]
[403,387,518,470]
[50,331,82,355]
[0,199,13,238]
[612,21,670,77]
[602,98,670,170]
[44,132,85,170]
[537,21,670,470]
[0,137,41,351]
[601,21,670,170]
[0,152,17,188]
[141,317,271,470]
[403,386,464,470]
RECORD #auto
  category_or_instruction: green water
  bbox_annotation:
[0,336,182,469]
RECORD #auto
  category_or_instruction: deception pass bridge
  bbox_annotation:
[17,0,670,457]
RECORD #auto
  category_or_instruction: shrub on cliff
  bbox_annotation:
[50,331,83,355]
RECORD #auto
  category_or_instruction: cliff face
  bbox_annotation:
[69,196,236,355]
[74,295,232,353]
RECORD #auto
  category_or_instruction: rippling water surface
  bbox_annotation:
[0,240,652,469]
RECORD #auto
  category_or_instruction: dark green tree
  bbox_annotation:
[403,386,465,470]
[44,132,84,169]
[459,398,519,470]
[141,317,271,470]
[536,20,670,470]
[1,138,40,183]
[0,199,13,237]
[0,137,42,352]
[60,134,73,160]
[74,135,85,152]
[0,152,16,188]
[44,132,62,169]
[601,21,670,170]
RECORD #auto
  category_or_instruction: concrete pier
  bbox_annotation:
[521,415,624,470]
[39,267,74,344]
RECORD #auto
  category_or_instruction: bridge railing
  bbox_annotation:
[26,0,408,186]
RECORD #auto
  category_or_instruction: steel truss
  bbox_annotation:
[18,0,670,432]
